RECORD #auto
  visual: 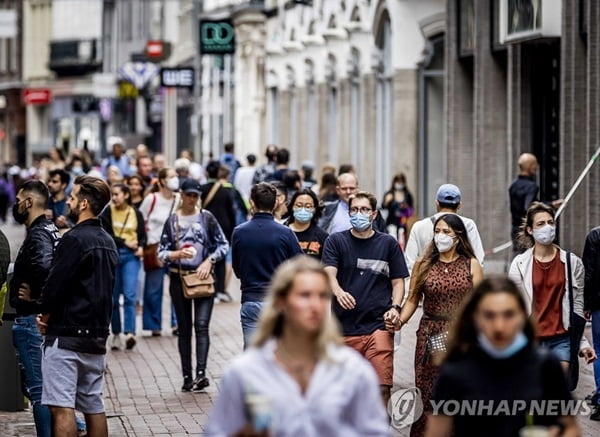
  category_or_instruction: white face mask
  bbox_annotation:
[166,176,179,192]
[434,233,456,253]
[532,224,555,246]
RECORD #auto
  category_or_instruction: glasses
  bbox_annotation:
[349,207,372,215]
[293,204,314,210]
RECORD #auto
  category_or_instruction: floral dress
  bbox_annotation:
[410,255,473,437]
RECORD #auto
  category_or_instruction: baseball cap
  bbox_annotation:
[180,178,202,195]
[301,160,315,171]
[436,184,461,204]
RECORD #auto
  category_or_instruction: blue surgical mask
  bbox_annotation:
[478,331,528,359]
[293,208,313,223]
[349,212,372,232]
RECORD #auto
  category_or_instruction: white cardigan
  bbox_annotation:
[508,246,590,351]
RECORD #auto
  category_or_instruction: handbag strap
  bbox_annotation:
[566,251,574,325]
[175,214,182,275]
[203,182,221,209]
[115,206,131,238]
[145,193,157,233]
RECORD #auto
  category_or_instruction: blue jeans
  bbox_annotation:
[592,310,600,402]
[12,315,51,437]
[539,333,571,362]
[112,248,141,334]
[240,301,264,349]
[142,266,167,331]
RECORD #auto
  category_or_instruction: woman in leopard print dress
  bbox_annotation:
[397,214,483,436]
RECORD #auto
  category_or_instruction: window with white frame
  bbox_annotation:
[349,48,362,170]
[305,60,317,162]
[267,70,280,145]
[326,55,338,165]
[375,14,393,200]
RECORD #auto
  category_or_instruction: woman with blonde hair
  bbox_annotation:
[205,256,389,436]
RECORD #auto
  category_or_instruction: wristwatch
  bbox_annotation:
[209,255,217,264]
[391,304,402,312]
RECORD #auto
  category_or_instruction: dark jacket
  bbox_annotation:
[509,175,538,236]
[100,205,147,250]
[200,181,237,241]
[0,229,10,287]
[583,226,600,311]
[318,200,386,234]
[10,215,60,316]
[39,218,119,354]
[232,213,303,303]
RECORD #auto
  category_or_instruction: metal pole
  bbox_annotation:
[193,0,203,162]
[162,87,177,165]
[554,146,600,219]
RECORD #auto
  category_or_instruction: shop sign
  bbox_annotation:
[160,67,194,89]
[23,89,51,105]
[199,20,235,54]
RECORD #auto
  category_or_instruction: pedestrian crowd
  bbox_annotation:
[1,142,600,437]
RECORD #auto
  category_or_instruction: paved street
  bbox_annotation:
[1,221,600,435]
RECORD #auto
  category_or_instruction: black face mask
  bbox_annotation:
[12,200,29,224]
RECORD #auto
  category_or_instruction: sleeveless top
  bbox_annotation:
[422,255,472,319]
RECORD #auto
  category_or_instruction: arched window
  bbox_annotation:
[374,12,393,199]
[418,34,445,217]
[348,48,362,168]
[305,60,317,162]
[326,55,338,164]
[267,70,279,145]
[287,66,298,162]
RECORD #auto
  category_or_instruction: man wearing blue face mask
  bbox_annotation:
[322,191,409,406]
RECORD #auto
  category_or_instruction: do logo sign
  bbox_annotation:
[200,20,235,54]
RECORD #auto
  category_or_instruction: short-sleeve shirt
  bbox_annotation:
[293,224,329,259]
[322,230,409,336]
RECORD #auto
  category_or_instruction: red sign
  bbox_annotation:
[23,89,51,105]
[146,40,164,58]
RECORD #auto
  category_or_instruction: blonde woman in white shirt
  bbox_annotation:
[205,256,390,437]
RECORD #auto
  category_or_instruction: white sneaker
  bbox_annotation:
[111,334,122,351]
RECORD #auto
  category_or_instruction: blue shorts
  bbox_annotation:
[540,333,571,362]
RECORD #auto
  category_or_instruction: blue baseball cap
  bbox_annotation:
[436,184,461,204]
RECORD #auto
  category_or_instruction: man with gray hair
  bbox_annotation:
[101,136,130,178]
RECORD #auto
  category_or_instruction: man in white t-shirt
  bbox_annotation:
[233,154,257,203]
[404,184,485,272]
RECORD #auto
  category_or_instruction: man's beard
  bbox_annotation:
[67,205,80,223]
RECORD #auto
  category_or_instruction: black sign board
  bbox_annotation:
[200,19,235,54]
[160,67,195,88]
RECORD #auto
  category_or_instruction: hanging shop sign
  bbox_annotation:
[199,19,235,54]
[23,89,52,105]
[160,67,195,89]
